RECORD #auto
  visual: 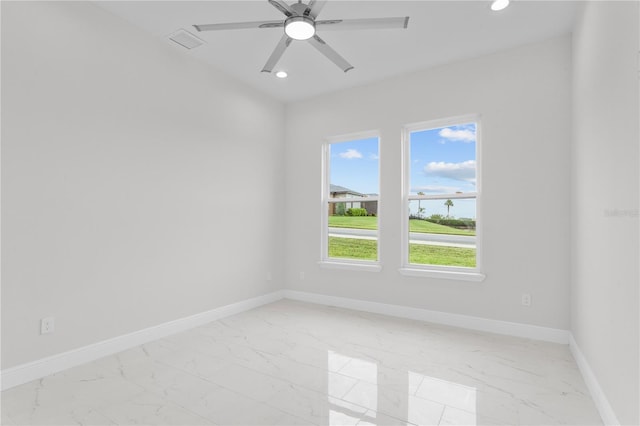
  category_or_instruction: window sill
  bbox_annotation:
[398,268,486,282]
[318,260,382,273]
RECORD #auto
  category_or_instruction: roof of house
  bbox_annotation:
[330,184,365,196]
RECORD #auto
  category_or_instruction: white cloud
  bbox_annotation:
[412,185,462,194]
[438,127,476,142]
[369,153,379,160]
[424,160,476,183]
[339,149,363,159]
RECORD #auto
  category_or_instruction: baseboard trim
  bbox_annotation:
[568,333,620,426]
[283,290,570,344]
[1,289,572,392]
[0,290,284,391]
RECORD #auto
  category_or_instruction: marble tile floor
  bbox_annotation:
[1,299,602,425]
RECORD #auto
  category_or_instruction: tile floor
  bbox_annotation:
[1,300,602,425]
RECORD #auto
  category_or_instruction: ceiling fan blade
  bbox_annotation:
[305,0,327,18]
[316,17,409,31]
[308,35,353,73]
[268,0,296,17]
[194,21,283,32]
[262,34,293,73]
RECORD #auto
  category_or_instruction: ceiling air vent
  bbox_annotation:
[168,29,204,50]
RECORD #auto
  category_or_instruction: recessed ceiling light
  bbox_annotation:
[275,71,288,79]
[491,0,510,11]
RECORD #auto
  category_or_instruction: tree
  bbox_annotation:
[417,192,425,218]
[444,199,454,217]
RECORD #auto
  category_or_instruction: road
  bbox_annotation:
[328,227,475,249]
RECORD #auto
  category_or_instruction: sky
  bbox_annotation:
[329,136,379,195]
[410,123,477,218]
[410,123,477,195]
[329,123,477,219]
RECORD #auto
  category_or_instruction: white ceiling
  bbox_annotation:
[96,0,579,103]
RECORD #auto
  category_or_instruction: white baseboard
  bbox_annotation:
[0,290,284,391]
[569,333,620,426]
[3,288,617,425]
[1,288,572,392]
[283,290,570,344]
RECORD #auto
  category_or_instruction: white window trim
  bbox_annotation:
[399,114,485,281]
[318,260,383,272]
[320,130,382,272]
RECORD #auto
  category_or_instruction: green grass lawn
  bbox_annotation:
[408,219,475,236]
[328,216,475,236]
[328,237,476,267]
[409,244,476,267]
[328,216,378,230]
[328,237,377,261]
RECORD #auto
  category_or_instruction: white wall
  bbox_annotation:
[1,1,285,369]
[571,2,639,424]
[284,36,572,330]
[5,5,637,422]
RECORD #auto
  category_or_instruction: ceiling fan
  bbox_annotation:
[193,0,409,73]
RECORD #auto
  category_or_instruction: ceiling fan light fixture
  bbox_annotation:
[193,1,410,73]
[284,16,316,40]
[490,0,510,11]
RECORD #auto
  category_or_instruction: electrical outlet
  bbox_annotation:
[40,317,55,334]
[299,271,305,280]
[521,293,532,307]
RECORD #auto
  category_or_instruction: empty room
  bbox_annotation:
[1,1,638,425]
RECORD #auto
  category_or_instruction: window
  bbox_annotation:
[400,116,484,281]
[321,132,380,271]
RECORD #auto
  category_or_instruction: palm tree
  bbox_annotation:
[444,199,454,217]
[417,192,425,218]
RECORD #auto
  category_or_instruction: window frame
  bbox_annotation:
[320,130,382,272]
[399,115,485,281]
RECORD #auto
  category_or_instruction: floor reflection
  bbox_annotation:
[328,351,477,425]
[410,372,477,425]
[329,351,377,424]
